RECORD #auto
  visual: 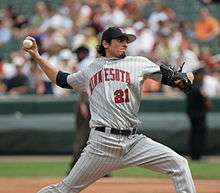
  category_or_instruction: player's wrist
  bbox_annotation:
[32,53,42,63]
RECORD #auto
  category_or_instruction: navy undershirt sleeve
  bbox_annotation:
[56,71,72,89]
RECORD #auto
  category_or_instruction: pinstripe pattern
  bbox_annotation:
[67,56,160,129]
[37,56,196,193]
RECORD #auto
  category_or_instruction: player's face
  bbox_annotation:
[104,37,128,58]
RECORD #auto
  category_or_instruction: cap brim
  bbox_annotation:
[120,33,136,43]
[101,32,136,43]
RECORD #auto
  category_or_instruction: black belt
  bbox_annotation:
[95,127,136,136]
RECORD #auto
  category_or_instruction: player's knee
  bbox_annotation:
[176,156,190,172]
[169,155,190,176]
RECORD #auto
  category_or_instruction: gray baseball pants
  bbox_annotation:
[37,128,196,193]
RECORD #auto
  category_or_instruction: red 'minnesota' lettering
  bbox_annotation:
[115,69,120,81]
[109,68,115,81]
[120,70,125,82]
[90,68,131,94]
[98,70,103,83]
[125,72,131,85]
[104,68,110,81]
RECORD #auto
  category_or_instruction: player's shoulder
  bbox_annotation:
[125,56,154,65]
[82,57,100,69]
[93,57,107,63]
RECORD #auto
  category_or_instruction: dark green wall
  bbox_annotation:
[0,95,220,155]
[0,95,219,114]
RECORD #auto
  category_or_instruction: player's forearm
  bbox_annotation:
[32,54,58,84]
[148,72,162,82]
[22,37,58,83]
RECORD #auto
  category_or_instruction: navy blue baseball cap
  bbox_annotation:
[101,27,136,43]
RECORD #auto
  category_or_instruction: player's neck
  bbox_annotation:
[105,53,126,59]
[105,52,117,58]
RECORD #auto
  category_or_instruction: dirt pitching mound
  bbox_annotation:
[0,177,219,193]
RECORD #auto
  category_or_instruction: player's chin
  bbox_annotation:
[118,52,126,58]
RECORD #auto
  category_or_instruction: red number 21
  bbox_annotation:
[114,89,129,103]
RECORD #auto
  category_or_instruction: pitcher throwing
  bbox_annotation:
[23,27,196,193]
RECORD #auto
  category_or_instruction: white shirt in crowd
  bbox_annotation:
[202,75,220,97]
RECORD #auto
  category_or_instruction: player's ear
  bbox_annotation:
[102,40,110,49]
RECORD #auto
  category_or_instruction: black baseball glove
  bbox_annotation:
[160,62,194,93]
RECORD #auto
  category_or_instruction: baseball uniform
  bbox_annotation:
[37,56,196,193]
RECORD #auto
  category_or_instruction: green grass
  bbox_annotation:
[0,160,220,179]
[112,161,220,179]
[0,161,69,177]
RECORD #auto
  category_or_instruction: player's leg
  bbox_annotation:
[38,154,118,193]
[37,129,122,193]
[123,134,196,193]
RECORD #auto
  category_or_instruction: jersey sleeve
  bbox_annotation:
[67,70,88,93]
[141,57,161,82]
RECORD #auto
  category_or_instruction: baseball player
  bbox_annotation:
[23,27,196,193]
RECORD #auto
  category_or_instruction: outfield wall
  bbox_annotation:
[0,95,219,155]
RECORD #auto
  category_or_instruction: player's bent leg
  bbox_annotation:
[167,156,196,193]
[37,151,119,193]
[123,135,196,193]
[37,129,123,193]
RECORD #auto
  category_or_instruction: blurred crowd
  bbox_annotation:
[0,0,220,97]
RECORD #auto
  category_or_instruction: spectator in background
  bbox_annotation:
[89,4,104,33]
[1,0,220,96]
[12,14,29,38]
[152,32,177,63]
[6,57,30,95]
[194,8,220,41]
[148,2,169,33]
[186,67,212,160]
[58,0,74,17]
[123,0,141,23]
[128,21,155,56]
[202,70,220,97]
[212,67,220,95]
[38,4,73,37]
[82,26,98,57]
[141,78,161,95]
[199,47,218,71]
[53,49,77,96]
[100,0,126,27]
[0,19,11,47]
[198,47,220,96]
[179,20,194,39]
[140,0,154,20]
[58,49,76,72]
[0,57,7,94]
[39,36,68,95]
[2,5,17,29]
[29,1,49,36]
[176,42,202,73]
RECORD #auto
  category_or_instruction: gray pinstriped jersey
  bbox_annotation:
[38,56,197,193]
[67,56,160,129]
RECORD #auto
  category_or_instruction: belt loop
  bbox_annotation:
[132,128,136,135]
[105,127,111,134]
